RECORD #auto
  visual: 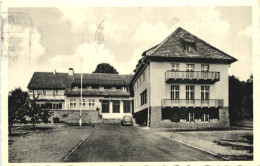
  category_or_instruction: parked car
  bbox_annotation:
[121,115,133,126]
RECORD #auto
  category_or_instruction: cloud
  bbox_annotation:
[8,26,47,91]
[238,25,252,38]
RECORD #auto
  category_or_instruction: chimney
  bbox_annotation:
[68,68,74,76]
[53,69,56,75]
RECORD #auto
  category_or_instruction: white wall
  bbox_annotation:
[150,61,229,107]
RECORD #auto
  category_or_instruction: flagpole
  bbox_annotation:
[79,59,83,127]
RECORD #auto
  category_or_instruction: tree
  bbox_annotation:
[229,74,253,125]
[8,88,30,135]
[93,63,119,74]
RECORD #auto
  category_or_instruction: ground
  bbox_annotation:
[8,123,94,163]
[157,128,253,160]
[65,123,221,162]
[8,123,253,162]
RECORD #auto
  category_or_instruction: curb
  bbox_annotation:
[61,126,96,162]
[157,133,229,161]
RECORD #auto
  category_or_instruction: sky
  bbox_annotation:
[5,7,252,91]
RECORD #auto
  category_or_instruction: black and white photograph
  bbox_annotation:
[1,1,259,165]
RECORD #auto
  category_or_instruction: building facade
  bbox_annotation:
[27,68,133,123]
[27,27,237,128]
[130,27,237,128]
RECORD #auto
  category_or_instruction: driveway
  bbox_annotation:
[65,123,222,162]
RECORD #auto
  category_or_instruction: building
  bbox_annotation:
[27,68,133,123]
[27,27,237,128]
[130,27,237,128]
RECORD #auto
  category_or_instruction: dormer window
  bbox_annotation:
[181,38,196,52]
[73,86,78,91]
[99,86,104,91]
[111,87,116,91]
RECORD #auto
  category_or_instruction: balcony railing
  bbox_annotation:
[165,71,220,83]
[30,94,65,100]
[161,99,224,108]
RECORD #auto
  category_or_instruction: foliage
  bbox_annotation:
[229,74,253,125]
[93,63,119,74]
[8,88,30,134]
[8,88,52,134]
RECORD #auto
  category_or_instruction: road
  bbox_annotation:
[65,123,222,162]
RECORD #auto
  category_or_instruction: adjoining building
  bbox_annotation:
[27,68,133,123]
[130,27,237,128]
[27,27,237,128]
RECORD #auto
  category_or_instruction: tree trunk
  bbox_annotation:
[8,121,12,136]
[32,117,35,130]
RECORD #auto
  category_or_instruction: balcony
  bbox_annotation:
[30,94,65,101]
[161,99,223,108]
[165,71,220,84]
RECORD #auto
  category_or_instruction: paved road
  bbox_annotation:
[65,123,222,162]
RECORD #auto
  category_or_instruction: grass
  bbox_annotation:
[157,129,253,161]
[9,123,94,163]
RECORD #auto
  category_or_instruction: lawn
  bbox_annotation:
[9,123,94,163]
[157,129,253,160]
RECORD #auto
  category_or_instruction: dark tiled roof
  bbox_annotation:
[28,72,133,89]
[72,74,132,86]
[143,27,237,63]
[65,89,131,97]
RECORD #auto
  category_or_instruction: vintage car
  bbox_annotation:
[121,115,133,126]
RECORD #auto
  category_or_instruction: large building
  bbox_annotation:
[27,27,237,128]
[130,27,237,128]
[27,68,133,123]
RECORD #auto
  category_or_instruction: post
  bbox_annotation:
[79,59,83,127]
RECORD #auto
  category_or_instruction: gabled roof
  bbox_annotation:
[143,27,237,63]
[27,72,133,89]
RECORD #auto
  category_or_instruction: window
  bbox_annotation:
[37,90,42,95]
[123,100,131,113]
[111,87,116,91]
[171,63,179,71]
[43,90,47,95]
[187,112,195,122]
[184,45,195,52]
[201,65,210,72]
[87,86,92,90]
[139,77,142,86]
[88,99,95,109]
[99,86,104,91]
[73,86,78,91]
[70,99,77,109]
[186,64,194,78]
[143,72,145,82]
[122,87,127,92]
[79,98,86,108]
[171,85,180,100]
[201,86,210,104]
[186,86,195,103]
[53,90,58,96]
[102,100,110,113]
[52,103,62,110]
[113,100,120,113]
[140,90,147,105]
[201,64,210,79]
[202,113,210,122]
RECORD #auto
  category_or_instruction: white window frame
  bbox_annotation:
[201,86,210,104]
[87,86,92,90]
[202,113,210,123]
[111,87,116,91]
[73,86,78,91]
[171,85,180,100]
[99,86,104,91]
[88,99,95,110]
[79,98,86,109]
[122,87,127,92]
[187,112,195,123]
[70,99,77,109]
[186,85,195,101]
[171,63,180,71]
[201,64,210,72]
[53,90,58,96]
